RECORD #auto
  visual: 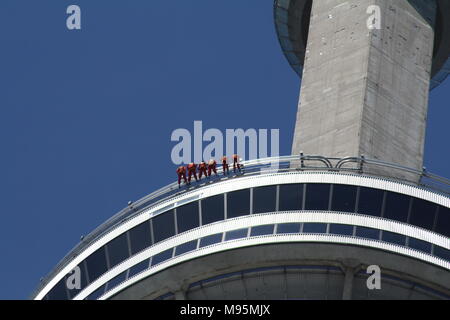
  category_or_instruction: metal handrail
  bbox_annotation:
[31,154,450,299]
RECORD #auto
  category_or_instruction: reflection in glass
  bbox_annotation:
[303,223,327,233]
[225,228,248,241]
[199,233,223,247]
[329,224,353,236]
[277,223,301,234]
[250,224,275,236]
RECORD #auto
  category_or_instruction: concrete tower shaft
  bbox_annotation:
[291,0,436,180]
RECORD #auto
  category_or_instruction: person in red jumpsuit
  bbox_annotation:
[176,165,187,188]
[208,158,218,177]
[187,162,198,184]
[198,161,208,180]
[222,156,230,176]
[232,154,241,173]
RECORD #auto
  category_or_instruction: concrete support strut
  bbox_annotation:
[291,0,436,181]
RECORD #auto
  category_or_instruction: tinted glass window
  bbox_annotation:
[435,206,450,237]
[409,199,436,230]
[358,187,384,217]
[175,240,198,256]
[253,186,277,214]
[227,189,250,218]
[128,259,150,278]
[129,221,152,255]
[382,231,406,246]
[152,249,173,266]
[250,224,275,236]
[153,210,175,243]
[332,185,356,212]
[384,192,410,222]
[279,184,303,211]
[329,224,353,236]
[225,228,248,241]
[106,271,127,292]
[107,233,130,268]
[355,226,380,240]
[199,233,223,247]
[201,195,224,225]
[408,238,431,254]
[47,278,68,300]
[305,184,330,210]
[434,246,450,261]
[66,263,89,299]
[277,223,301,234]
[86,284,106,300]
[85,246,108,282]
[177,202,199,233]
[303,223,327,233]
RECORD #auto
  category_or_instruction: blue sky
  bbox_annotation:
[0,1,448,299]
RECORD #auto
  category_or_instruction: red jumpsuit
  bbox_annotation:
[222,156,230,175]
[198,161,208,179]
[232,154,241,172]
[208,159,217,177]
[187,162,198,183]
[176,166,187,186]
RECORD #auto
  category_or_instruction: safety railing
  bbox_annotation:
[31,154,450,298]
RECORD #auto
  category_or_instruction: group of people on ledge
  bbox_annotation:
[176,155,242,187]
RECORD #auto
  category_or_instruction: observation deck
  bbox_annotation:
[32,155,450,300]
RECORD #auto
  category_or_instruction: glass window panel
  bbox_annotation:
[177,202,199,233]
[253,186,277,214]
[408,238,432,254]
[355,226,380,240]
[250,224,275,236]
[383,192,410,222]
[128,259,150,278]
[67,263,88,299]
[129,221,152,255]
[227,189,250,218]
[151,249,174,266]
[358,187,384,217]
[175,240,198,256]
[434,246,450,261]
[302,223,327,233]
[331,185,357,212]
[305,184,330,210]
[47,278,68,300]
[435,206,450,237]
[279,184,303,211]
[409,199,436,230]
[276,223,301,234]
[85,246,108,282]
[86,284,106,300]
[106,271,127,292]
[107,233,130,268]
[199,233,223,247]
[329,224,354,236]
[153,210,175,243]
[225,228,248,241]
[382,231,406,246]
[201,195,224,225]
